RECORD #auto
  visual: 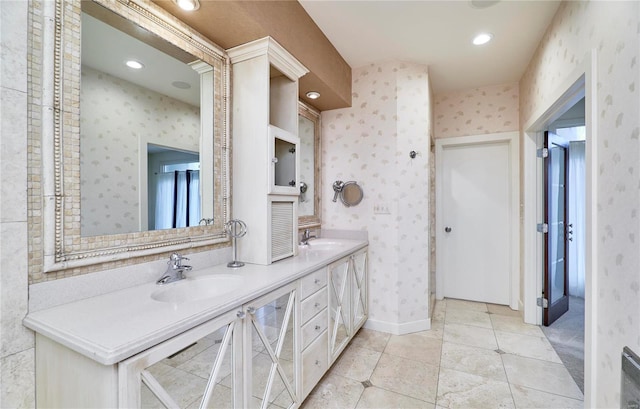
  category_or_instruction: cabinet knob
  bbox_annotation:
[315,325,321,331]
[314,302,320,308]
[314,278,320,284]
[237,311,246,319]
[272,157,278,164]
[247,307,256,315]
[315,360,320,366]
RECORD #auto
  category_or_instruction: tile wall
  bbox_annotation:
[0,0,35,406]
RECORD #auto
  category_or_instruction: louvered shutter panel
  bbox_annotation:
[271,201,294,261]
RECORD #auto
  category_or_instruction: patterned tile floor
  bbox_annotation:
[301,298,584,409]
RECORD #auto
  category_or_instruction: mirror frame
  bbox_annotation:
[298,101,321,229]
[42,0,230,273]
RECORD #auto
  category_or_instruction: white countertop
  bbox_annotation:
[23,238,367,365]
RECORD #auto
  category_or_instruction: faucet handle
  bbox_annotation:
[169,253,189,267]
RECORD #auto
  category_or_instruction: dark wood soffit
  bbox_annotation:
[152,0,352,111]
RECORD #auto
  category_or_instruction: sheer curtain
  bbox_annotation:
[567,141,585,298]
[155,170,200,229]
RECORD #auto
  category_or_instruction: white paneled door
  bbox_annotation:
[437,133,518,306]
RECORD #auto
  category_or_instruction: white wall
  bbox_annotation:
[434,82,520,139]
[520,2,640,406]
[321,62,432,333]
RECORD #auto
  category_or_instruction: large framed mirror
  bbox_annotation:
[41,0,229,272]
[298,101,321,229]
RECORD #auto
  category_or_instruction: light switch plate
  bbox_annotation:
[374,202,391,215]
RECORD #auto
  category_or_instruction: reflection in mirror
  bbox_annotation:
[43,0,229,272]
[80,9,213,236]
[298,102,321,228]
[147,146,200,230]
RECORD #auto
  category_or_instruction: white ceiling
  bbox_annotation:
[82,13,202,107]
[299,0,561,93]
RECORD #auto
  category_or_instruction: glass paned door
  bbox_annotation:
[328,257,350,363]
[247,285,297,409]
[543,131,569,325]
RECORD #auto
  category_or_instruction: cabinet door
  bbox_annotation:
[351,249,368,332]
[119,310,241,409]
[328,257,351,363]
[269,126,299,195]
[244,282,298,409]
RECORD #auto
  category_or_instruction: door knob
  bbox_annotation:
[445,227,452,233]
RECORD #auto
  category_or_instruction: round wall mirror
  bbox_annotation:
[340,181,364,207]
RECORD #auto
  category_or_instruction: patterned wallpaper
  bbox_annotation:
[80,66,200,236]
[434,82,519,139]
[298,114,315,217]
[520,1,640,406]
[321,61,431,329]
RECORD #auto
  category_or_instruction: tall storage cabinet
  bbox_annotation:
[228,37,308,265]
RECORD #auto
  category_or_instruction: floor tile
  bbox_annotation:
[495,331,562,363]
[301,374,364,409]
[510,384,583,408]
[440,342,507,382]
[355,386,434,409]
[419,319,444,340]
[384,333,442,366]
[502,354,583,400]
[445,298,488,312]
[350,328,391,352]
[445,307,492,329]
[490,315,544,337]
[331,344,381,381]
[443,323,497,350]
[370,353,438,403]
[486,303,522,317]
[436,367,514,409]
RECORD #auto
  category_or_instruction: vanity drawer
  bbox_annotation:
[302,330,328,399]
[301,287,327,324]
[300,268,327,299]
[301,308,328,349]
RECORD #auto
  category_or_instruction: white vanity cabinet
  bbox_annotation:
[28,242,369,409]
[228,37,309,265]
[328,248,369,364]
[118,283,300,409]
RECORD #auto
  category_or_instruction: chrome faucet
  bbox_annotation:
[300,229,317,246]
[156,253,192,285]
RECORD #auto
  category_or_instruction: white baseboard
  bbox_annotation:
[363,318,431,335]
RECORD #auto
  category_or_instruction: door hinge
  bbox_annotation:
[537,223,549,234]
[537,297,549,308]
[537,148,549,158]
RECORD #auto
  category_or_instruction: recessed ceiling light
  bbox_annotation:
[172,81,191,90]
[472,33,493,46]
[306,91,320,100]
[125,60,144,69]
[175,0,200,11]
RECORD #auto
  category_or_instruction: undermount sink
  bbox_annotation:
[299,238,347,252]
[151,274,244,304]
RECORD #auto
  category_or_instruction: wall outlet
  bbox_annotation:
[374,202,391,215]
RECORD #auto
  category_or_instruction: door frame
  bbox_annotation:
[521,50,597,405]
[435,131,520,310]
